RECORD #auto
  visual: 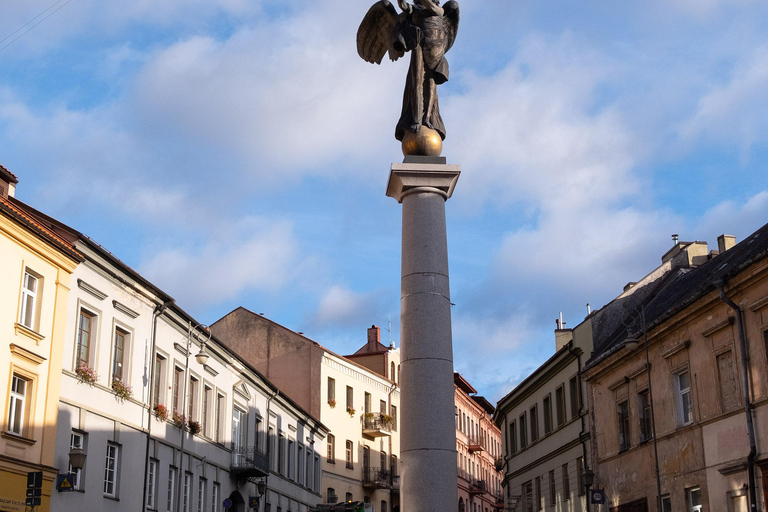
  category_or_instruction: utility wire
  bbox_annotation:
[0,0,73,53]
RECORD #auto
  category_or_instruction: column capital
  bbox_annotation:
[386,162,461,203]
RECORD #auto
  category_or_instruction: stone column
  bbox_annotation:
[387,159,460,512]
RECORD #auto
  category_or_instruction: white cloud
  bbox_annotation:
[313,285,381,328]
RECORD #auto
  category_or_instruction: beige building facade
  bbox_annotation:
[583,230,768,512]
[212,314,401,512]
[0,167,81,512]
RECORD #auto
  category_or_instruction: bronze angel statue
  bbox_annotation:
[357,0,459,153]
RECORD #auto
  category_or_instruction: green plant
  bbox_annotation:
[362,412,375,420]
[347,406,356,417]
[154,404,168,421]
[112,379,133,403]
[188,420,201,435]
[75,365,98,386]
[380,413,394,425]
[172,411,185,427]
[328,398,336,408]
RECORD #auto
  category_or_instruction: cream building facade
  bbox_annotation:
[211,313,401,512]
[0,167,81,512]
[495,322,592,512]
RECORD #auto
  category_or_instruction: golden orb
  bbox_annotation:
[401,126,442,157]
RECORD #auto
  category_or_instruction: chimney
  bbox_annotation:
[0,165,18,199]
[555,313,573,351]
[367,325,380,346]
[717,234,736,254]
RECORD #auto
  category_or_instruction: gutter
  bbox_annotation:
[715,280,757,512]
[142,299,174,512]
[566,341,591,507]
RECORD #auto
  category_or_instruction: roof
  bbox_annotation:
[347,341,391,357]
[454,372,477,395]
[586,220,768,369]
[471,395,495,415]
[0,164,18,184]
[0,196,82,262]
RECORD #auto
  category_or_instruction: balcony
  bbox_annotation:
[361,413,393,438]
[467,435,486,453]
[391,472,400,493]
[230,446,269,480]
[494,492,504,507]
[362,467,392,489]
[469,479,487,495]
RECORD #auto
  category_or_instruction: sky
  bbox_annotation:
[3,0,768,402]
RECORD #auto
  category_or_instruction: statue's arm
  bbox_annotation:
[398,0,412,14]
[422,0,444,16]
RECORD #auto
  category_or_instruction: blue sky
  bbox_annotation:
[3,0,768,401]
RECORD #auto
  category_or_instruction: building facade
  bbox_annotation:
[495,323,592,512]
[0,167,81,512]
[211,313,401,512]
[582,231,768,512]
[454,373,504,512]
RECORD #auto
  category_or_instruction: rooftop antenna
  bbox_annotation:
[672,234,679,244]
[385,315,394,348]
[586,303,591,315]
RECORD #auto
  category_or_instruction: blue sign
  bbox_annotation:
[223,498,233,509]
[56,474,76,492]
[590,489,606,504]
[249,496,260,508]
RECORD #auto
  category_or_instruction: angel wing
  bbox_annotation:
[357,0,405,64]
[442,1,460,54]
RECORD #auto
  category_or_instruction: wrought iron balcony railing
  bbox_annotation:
[469,479,487,494]
[467,435,486,453]
[230,446,269,478]
[362,467,392,489]
[361,413,393,437]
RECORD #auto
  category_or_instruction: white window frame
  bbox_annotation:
[112,326,130,383]
[8,374,28,436]
[183,472,191,512]
[69,431,85,490]
[19,270,39,330]
[167,467,177,512]
[104,442,119,497]
[147,459,158,508]
[687,486,702,512]
[211,482,219,512]
[676,371,694,426]
[197,477,206,512]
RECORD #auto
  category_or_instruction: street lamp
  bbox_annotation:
[68,447,86,471]
[507,495,520,511]
[582,468,594,512]
[176,322,212,512]
[622,305,662,512]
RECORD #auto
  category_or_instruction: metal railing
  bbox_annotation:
[362,467,392,488]
[361,413,393,433]
[469,479,487,494]
[467,435,486,451]
[231,446,269,474]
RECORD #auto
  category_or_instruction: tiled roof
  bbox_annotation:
[0,196,82,262]
[0,164,18,183]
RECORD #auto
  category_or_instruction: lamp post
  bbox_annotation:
[622,305,662,512]
[176,322,211,512]
[507,495,520,512]
[582,467,594,512]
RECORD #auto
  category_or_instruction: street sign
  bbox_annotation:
[56,474,76,492]
[26,471,43,507]
[590,489,606,504]
[223,498,233,509]
[27,471,43,489]
[249,496,260,508]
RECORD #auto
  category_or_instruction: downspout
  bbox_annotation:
[716,281,757,512]
[142,299,174,512]
[387,381,397,506]
[567,341,590,511]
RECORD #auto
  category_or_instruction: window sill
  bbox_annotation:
[327,460,335,464]
[103,495,120,502]
[1,431,37,445]
[14,323,45,344]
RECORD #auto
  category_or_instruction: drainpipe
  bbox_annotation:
[566,341,590,512]
[264,389,279,502]
[716,281,757,512]
[142,299,174,512]
[387,381,397,506]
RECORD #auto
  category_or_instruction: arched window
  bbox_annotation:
[391,362,395,381]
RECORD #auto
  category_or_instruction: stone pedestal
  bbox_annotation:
[387,161,460,512]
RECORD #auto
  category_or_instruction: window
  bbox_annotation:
[254,417,262,451]
[638,390,652,442]
[661,495,671,512]
[298,445,305,485]
[576,457,584,496]
[327,488,337,503]
[215,393,225,442]
[202,385,212,437]
[345,493,353,503]
[167,467,176,512]
[212,482,220,512]
[328,377,335,404]
[364,392,371,413]
[508,420,516,454]
[112,328,128,382]
[188,376,198,420]
[104,442,119,497]
[381,500,387,512]
[391,361,396,381]
[555,385,566,427]
[391,405,397,431]
[69,432,85,490]
[534,476,541,511]
[562,463,570,501]
[380,400,387,414]
[687,486,702,512]
[76,309,95,368]
[543,394,552,434]
[346,386,353,410]
[314,455,320,490]
[346,440,354,469]
[618,401,630,451]
[173,367,184,414]
[278,434,285,475]
[548,470,556,505]
[8,374,29,436]
[676,371,693,426]
[183,473,191,512]
[232,407,245,453]
[569,376,580,419]
[327,434,335,462]
[288,439,295,479]
[147,459,158,508]
[519,413,527,449]
[529,405,538,443]
[19,270,40,330]
[522,481,533,512]
[197,477,206,512]
[153,355,166,406]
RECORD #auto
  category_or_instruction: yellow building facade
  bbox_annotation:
[0,167,81,512]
